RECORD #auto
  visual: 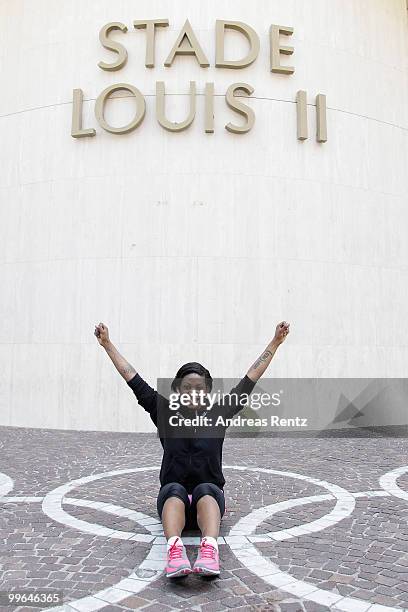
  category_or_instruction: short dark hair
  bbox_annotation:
[171,362,213,392]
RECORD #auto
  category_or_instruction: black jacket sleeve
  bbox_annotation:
[127,373,166,427]
[224,374,257,418]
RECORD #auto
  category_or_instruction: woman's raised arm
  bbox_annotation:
[246,320,290,382]
[94,322,136,382]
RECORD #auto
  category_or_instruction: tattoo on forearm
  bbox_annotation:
[251,350,273,370]
[104,342,136,378]
[122,366,136,377]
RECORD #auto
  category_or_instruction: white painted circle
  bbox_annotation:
[379,465,408,502]
[224,465,356,541]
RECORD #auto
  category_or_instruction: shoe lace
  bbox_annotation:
[200,538,216,559]
[169,537,183,560]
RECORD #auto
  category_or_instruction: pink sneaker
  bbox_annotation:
[193,538,220,576]
[165,537,192,578]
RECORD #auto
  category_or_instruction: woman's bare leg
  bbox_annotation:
[162,496,186,539]
[196,495,221,539]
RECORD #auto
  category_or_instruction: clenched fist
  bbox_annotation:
[94,322,110,347]
[273,321,290,345]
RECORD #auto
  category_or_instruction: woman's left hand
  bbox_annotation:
[274,321,290,345]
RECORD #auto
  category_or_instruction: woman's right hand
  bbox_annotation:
[94,322,110,347]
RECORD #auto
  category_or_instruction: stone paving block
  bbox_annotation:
[303,603,330,612]
[121,594,151,608]
[279,603,305,612]
[220,595,247,608]
[335,584,355,596]
[200,602,227,612]
[309,570,333,580]
[351,588,376,600]
[231,584,251,595]
[244,593,265,605]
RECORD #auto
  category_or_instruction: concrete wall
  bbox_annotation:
[1,0,407,432]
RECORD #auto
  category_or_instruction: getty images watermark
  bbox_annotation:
[167,388,308,429]
[155,377,408,438]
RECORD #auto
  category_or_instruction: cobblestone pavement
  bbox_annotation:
[1,426,408,612]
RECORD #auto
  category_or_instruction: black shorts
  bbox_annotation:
[157,482,225,529]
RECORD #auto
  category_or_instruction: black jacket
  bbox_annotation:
[127,373,256,492]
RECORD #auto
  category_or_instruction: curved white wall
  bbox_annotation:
[1,0,407,431]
